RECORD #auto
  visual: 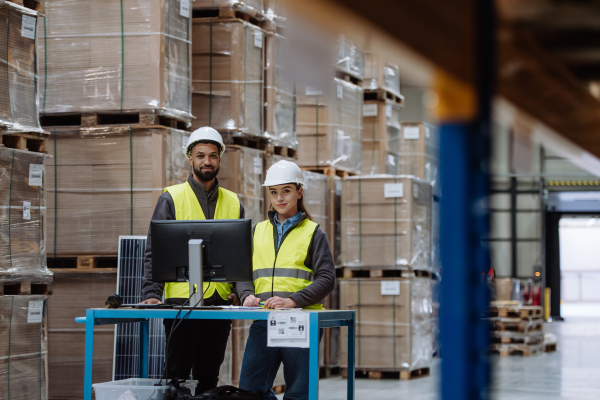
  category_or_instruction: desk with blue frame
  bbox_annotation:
[75,308,356,400]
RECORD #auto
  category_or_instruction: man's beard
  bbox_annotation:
[194,165,219,182]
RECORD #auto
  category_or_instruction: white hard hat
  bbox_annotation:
[183,127,225,157]
[263,160,306,187]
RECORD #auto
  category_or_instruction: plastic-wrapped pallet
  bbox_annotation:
[341,176,432,271]
[339,275,432,372]
[38,0,192,123]
[0,2,43,134]
[191,19,264,136]
[335,35,365,81]
[47,271,116,399]
[362,53,402,98]
[303,171,329,236]
[431,276,440,357]
[362,100,401,175]
[192,0,264,15]
[296,79,363,174]
[399,122,439,193]
[0,295,49,400]
[45,126,189,255]
[0,148,51,283]
[264,33,297,151]
[219,145,264,226]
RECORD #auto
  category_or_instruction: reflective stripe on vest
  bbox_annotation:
[163,181,240,300]
[252,218,324,310]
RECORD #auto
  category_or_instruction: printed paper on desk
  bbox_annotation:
[267,312,310,348]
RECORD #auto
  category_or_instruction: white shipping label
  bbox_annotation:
[182,135,190,152]
[180,0,190,17]
[386,104,392,118]
[29,164,43,186]
[23,201,31,220]
[305,86,323,96]
[426,126,431,139]
[27,301,44,323]
[337,83,344,99]
[363,103,378,117]
[21,15,36,40]
[254,31,263,48]
[384,183,403,198]
[381,281,401,296]
[253,157,263,174]
[413,183,419,198]
[403,126,420,140]
[267,312,310,348]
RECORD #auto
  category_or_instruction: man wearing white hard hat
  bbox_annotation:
[237,160,335,400]
[141,127,245,392]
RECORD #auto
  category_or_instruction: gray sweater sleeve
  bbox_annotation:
[141,193,175,301]
[290,227,336,308]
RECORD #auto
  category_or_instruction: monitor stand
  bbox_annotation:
[188,239,204,306]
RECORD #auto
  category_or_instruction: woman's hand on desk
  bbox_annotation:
[264,297,296,309]
[139,298,163,305]
[243,295,261,307]
[228,293,240,306]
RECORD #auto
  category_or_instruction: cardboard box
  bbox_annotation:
[362,53,402,97]
[191,19,264,135]
[335,36,365,81]
[0,148,51,282]
[264,33,296,149]
[38,0,192,122]
[339,277,432,370]
[341,176,432,270]
[0,2,43,133]
[45,126,189,255]
[399,122,439,191]
[361,100,401,175]
[0,295,49,400]
[296,79,363,173]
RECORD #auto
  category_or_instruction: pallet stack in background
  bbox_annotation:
[0,3,53,399]
[488,302,545,357]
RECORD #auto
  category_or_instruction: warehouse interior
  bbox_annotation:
[1,0,600,399]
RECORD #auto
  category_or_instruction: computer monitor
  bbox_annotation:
[151,219,253,305]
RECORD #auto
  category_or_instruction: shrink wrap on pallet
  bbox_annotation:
[192,0,264,15]
[38,0,192,123]
[340,275,432,371]
[0,148,51,283]
[264,33,296,150]
[341,176,432,271]
[45,126,189,255]
[361,100,401,175]
[362,53,401,97]
[47,271,116,399]
[399,122,439,193]
[335,35,365,81]
[0,2,43,133]
[191,19,263,136]
[220,145,264,226]
[296,79,363,174]
[0,295,49,400]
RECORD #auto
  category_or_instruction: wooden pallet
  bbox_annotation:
[320,366,341,378]
[491,343,544,357]
[192,6,267,30]
[363,88,405,106]
[300,166,358,179]
[337,267,430,279]
[272,145,298,159]
[40,110,190,130]
[221,131,273,152]
[545,342,557,352]
[0,131,49,153]
[47,255,119,270]
[491,331,545,345]
[334,69,362,86]
[0,280,52,296]
[489,305,543,319]
[272,384,286,395]
[342,367,430,381]
[491,318,544,333]
[9,0,44,12]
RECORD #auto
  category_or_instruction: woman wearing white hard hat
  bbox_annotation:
[237,160,335,400]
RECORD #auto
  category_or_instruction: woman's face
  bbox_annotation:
[269,184,302,217]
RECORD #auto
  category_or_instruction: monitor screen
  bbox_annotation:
[151,219,253,283]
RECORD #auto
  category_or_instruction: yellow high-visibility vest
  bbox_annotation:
[163,181,240,300]
[252,218,324,310]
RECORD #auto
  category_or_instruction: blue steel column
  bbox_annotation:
[308,312,320,400]
[84,311,95,400]
[439,1,493,399]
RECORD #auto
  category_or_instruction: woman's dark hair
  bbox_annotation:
[269,184,312,221]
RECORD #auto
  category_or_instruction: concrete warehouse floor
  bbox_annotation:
[277,313,600,399]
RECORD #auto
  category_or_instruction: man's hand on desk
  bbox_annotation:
[139,298,163,305]
[228,293,240,306]
[243,294,261,307]
[264,297,296,309]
